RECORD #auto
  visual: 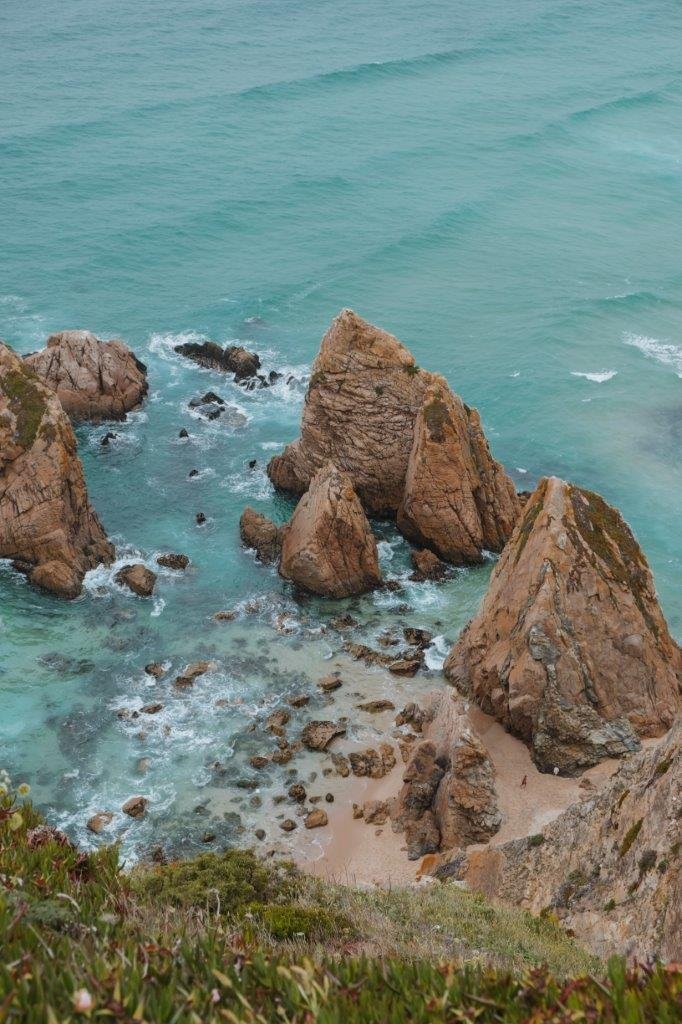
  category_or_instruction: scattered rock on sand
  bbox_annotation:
[156,553,190,570]
[388,658,422,677]
[349,743,396,779]
[122,796,148,818]
[317,673,342,692]
[304,809,328,829]
[24,330,148,422]
[288,783,306,803]
[363,800,391,825]
[395,702,425,731]
[444,477,681,774]
[239,508,283,563]
[115,564,157,597]
[331,752,350,777]
[0,343,114,598]
[393,692,501,860]
[301,720,347,751]
[279,462,382,598]
[356,699,395,713]
[280,818,297,832]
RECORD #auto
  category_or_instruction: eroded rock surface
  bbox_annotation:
[175,340,261,381]
[279,462,381,597]
[239,508,284,564]
[445,477,681,774]
[25,331,147,422]
[393,691,501,859]
[460,719,681,961]
[268,311,519,567]
[397,379,520,563]
[0,342,114,597]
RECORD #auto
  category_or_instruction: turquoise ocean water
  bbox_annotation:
[1,0,681,857]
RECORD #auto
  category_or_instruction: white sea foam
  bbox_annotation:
[623,332,682,377]
[570,370,617,383]
[424,634,450,671]
[219,466,273,500]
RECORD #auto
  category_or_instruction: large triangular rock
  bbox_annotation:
[393,691,501,859]
[279,461,382,598]
[268,309,434,514]
[444,477,681,774]
[0,343,114,597]
[25,330,148,422]
[458,717,680,961]
[397,378,520,563]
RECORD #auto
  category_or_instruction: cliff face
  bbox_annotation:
[460,719,681,961]
[0,342,113,597]
[25,330,148,422]
[445,477,681,774]
[268,310,519,564]
[279,461,382,598]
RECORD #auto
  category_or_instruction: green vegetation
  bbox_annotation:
[619,818,644,858]
[654,754,674,777]
[403,361,420,376]
[423,393,450,440]
[2,366,47,449]
[1,779,679,1023]
[528,833,545,847]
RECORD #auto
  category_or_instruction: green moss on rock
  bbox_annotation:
[2,366,47,449]
[619,818,643,858]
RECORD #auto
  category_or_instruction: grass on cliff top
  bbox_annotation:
[1,784,679,1024]
[1,366,48,449]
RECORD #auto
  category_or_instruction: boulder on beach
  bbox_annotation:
[0,342,114,598]
[24,330,148,423]
[392,691,501,860]
[279,462,382,598]
[239,507,283,564]
[175,340,261,381]
[397,379,520,563]
[267,310,519,562]
[444,477,681,774]
[301,720,347,751]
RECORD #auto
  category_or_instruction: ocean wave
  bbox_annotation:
[623,332,682,378]
[219,465,273,500]
[424,635,450,671]
[570,370,618,383]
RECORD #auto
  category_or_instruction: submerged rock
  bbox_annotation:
[24,330,148,422]
[156,553,190,570]
[279,462,382,598]
[175,340,261,381]
[397,379,520,563]
[444,477,681,774]
[115,563,157,598]
[0,342,114,598]
[392,691,501,860]
[239,508,283,564]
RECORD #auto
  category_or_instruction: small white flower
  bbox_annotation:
[17,783,30,796]
[73,989,94,1013]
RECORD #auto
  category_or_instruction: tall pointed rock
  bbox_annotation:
[444,477,680,773]
[397,378,520,563]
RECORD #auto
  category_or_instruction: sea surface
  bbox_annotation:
[1,0,681,859]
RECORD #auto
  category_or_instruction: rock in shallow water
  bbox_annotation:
[115,563,157,597]
[0,342,114,598]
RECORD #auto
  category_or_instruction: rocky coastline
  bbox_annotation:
[1,311,679,961]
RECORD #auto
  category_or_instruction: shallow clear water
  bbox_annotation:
[1,0,680,858]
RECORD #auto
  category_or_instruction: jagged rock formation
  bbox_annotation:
[445,477,681,774]
[279,462,382,597]
[0,342,113,597]
[458,718,680,961]
[175,340,261,381]
[397,379,520,563]
[267,310,519,563]
[24,331,147,422]
[393,691,501,859]
[239,508,283,564]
